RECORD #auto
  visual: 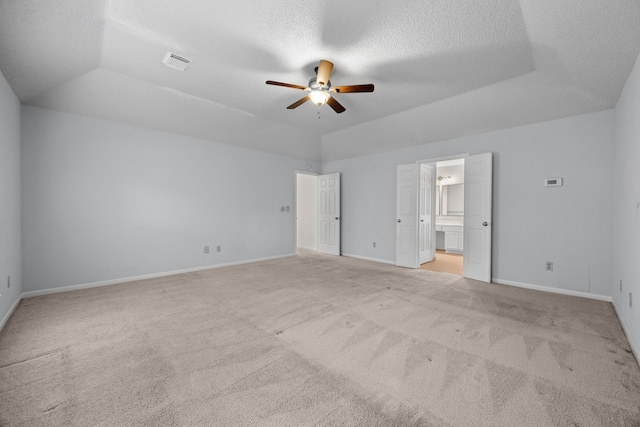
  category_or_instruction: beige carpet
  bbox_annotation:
[1,251,639,426]
[421,250,463,276]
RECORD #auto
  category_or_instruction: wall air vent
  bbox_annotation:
[545,177,563,187]
[162,52,192,71]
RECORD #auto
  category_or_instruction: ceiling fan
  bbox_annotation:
[266,60,374,114]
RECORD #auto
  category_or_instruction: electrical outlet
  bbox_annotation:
[620,279,623,292]
[217,246,221,252]
[7,276,10,288]
[545,262,553,271]
[286,206,290,212]
[204,246,209,254]
[630,292,633,308]
[280,206,285,212]
[373,242,376,248]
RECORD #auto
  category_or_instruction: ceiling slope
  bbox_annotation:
[0,0,639,162]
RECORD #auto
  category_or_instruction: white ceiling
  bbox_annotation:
[1,0,639,162]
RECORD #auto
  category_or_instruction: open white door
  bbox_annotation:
[463,153,492,282]
[318,173,340,255]
[419,164,435,264]
[396,164,419,268]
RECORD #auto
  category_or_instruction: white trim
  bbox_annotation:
[416,153,470,165]
[342,253,395,265]
[492,278,612,302]
[612,303,640,368]
[0,295,23,332]
[21,254,295,299]
[294,169,319,177]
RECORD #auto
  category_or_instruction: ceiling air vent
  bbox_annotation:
[162,52,191,71]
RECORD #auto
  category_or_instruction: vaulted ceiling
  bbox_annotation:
[1,1,639,162]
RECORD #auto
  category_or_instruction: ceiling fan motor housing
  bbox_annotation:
[308,77,331,91]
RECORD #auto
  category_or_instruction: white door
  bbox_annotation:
[463,153,493,282]
[396,164,419,268]
[419,164,435,264]
[318,173,340,255]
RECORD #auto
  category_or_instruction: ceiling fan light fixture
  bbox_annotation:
[266,59,373,113]
[309,90,330,106]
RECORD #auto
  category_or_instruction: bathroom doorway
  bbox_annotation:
[424,158,465,275]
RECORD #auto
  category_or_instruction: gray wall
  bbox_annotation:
[322,110,615,298]
[0,69,22,327]
[614,52,640,357]
[21,106,319,292]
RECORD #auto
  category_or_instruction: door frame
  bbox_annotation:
[417,154,469,269]
[413,153,493,282]
[294,170,319,255]
[408,154,473,265]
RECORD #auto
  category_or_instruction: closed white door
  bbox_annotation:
[419,164,435,264]
[318,173,340,255]
[463,153,493,282]
[396,164,419,268]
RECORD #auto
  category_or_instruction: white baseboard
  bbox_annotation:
[1,295,23,333]
[342,253,395,265]
[492,278,612,302]
[612,303,640,368]
[21,253,295,299]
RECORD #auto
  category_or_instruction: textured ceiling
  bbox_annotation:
[1,0,639,162]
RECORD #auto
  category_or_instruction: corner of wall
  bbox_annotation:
[612,50,640,362]
[0,69,23,332]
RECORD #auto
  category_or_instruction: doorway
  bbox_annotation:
[396,153,493,282]
[425,158,465,275]
[421,250,463,275]
[295,172,342,256]
[296,172,318,253]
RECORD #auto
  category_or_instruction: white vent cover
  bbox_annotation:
[545,177,563,187]
[162,52,191,71]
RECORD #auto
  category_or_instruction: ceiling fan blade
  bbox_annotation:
[316,60,334,87]
[327,96,346,114]
[287,95,310,109]
[266,80,308,90]
[331,84,375,93]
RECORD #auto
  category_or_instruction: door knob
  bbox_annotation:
[397,219,401,223]
[483,222,488,226]
[335,217,339,220]
[420,219,424,222]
